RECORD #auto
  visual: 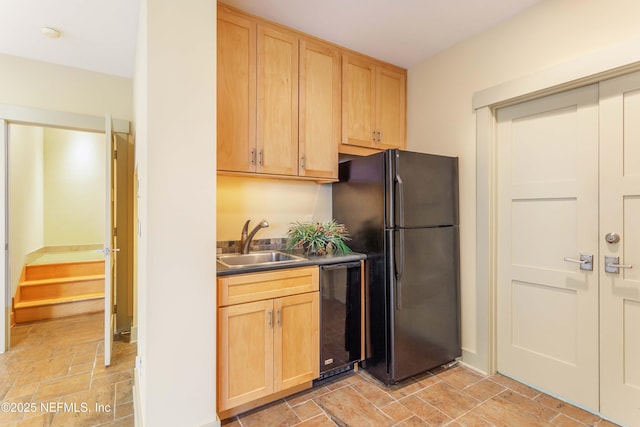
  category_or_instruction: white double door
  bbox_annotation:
[497,71,640,426]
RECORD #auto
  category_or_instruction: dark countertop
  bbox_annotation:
[216,251,366,276]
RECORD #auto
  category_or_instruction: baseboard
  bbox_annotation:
[134,358,144,427]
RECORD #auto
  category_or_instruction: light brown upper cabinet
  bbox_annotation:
[256,25,299,176]
[217,8,299,176]
[298,39,340,179]
[217,5,338,181]
[217,3,406,178]
[342,53,406,151]
[217,11,256,173]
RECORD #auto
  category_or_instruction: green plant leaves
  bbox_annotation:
[286,219,352,256]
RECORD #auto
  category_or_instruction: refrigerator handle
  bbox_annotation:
[395,229,404,310]
[395,173,405,227]
[391,230,404,310]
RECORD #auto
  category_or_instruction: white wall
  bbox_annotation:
[8,125,44,296]
[134,0,217,425]
[43,128,105,247]
[217,176,332,240]
[407,0,640,372]
[0,54,132,121]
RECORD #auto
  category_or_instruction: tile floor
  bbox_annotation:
[0,313,136,426]
[223,366,622,427]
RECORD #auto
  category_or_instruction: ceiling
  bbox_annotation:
[0,0,543,79]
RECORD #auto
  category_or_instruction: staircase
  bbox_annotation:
[13,260,105,323]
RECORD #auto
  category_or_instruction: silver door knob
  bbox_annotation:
[605,232,620,244]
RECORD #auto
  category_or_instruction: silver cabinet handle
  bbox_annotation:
[300,156,305,170]
[378,130,382,142]
[250,148,256,165]
[372,130,377,143]
[564,254,593,271]
[259,149,263,166]
[605,256,633,274]
[268,310,273,328]
[277,309,281,327]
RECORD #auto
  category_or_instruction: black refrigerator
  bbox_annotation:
[333,149,460,385]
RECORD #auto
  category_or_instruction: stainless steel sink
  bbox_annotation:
[217,251,306,268]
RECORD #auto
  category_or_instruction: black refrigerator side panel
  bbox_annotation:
[393,150,459,228]
[334,153,387,251]
[389,226,461,383]
[334,154,389,380]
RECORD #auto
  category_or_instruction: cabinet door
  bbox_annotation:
[217,10,256,172]
[257,25,298,176]
[274,292,319,391]
[342,54,376,148]
[218,300,274,411]
[376,66,406,149]
[299,39,340,179]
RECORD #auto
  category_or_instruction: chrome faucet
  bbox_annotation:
[240,219,269,254]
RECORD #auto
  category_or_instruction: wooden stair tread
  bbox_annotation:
[20,274,105,287]
[14,292,105,309]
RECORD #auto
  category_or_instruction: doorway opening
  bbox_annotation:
[3,121,134,360]
[9,125,107,327]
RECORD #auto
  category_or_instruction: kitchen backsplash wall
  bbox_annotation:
[216,175,332,241]
[216,237,288,254]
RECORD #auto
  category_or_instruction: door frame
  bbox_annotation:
[472,38,640,375]
[0,104,128,353]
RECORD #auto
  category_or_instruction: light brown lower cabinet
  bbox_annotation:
[217,266,320,417]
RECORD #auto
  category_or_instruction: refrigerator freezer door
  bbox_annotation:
[390,150,459,228]
[389,226,461,382]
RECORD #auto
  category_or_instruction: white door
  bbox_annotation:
[599,72,640,426]
[104,114,117,366]
[496,85,600,409]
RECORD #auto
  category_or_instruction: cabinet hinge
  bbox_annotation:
[113,304,117,314]
[113,227,118,237]
[113,150,118,160]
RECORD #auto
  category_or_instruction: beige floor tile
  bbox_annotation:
[350,377,395,407]
[438,366,485,390]
[464,378,507,402]
[239,400,301,427]
[385,378,426,400]
[110,415,135,427]
[551,413,587,426]
[415,382,479,419]
[34,372,92,401]
[488,374,540,398]
[379,401,413,424]
[294,413,337,426]
[394,415,430,426]
[16,413,55,427]
[399,395,453,426]
[454,411,494,426]
[495,389,558,421]
[314,386,394,426]
[291,400,323,421]
[535,394,601,425]
[474,398,555,427]
[2,313,137,427]
[286,385,331,407]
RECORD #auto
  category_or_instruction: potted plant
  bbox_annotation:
[286,220,352,256]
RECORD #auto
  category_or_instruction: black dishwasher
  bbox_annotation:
[317,261,362,380]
